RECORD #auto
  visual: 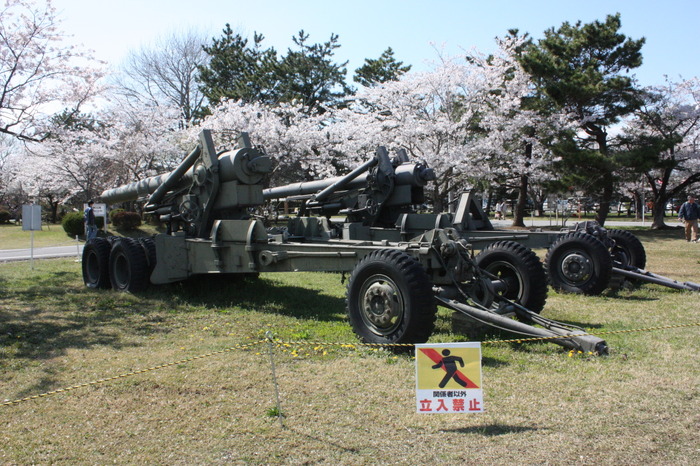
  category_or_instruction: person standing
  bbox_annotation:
[500,200,508,220]
[84,200,97,241]
[678,195,699,242]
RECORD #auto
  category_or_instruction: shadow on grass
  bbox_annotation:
[441,424,539,436]
[0,269,148,364]
[149,274,348,322]
[604,293,660,302]
[0,270,344,375]
[629,227,684,243]
[481,356,509,368]
[285,427,361,454]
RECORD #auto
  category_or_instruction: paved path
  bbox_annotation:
[0,244,83,262]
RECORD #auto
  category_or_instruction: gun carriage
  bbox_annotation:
[261,156,699,296]
[95,129,694,354]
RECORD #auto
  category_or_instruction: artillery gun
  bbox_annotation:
[263,154,700,296]
[84,130,608,354]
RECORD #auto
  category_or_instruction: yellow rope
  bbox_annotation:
[271,322,700,347]
[1,340,265,407]
[3,322,698,408]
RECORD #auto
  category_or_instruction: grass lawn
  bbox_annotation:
[0,223,162,249]
[1,227,699,463]
[0,223,79,249]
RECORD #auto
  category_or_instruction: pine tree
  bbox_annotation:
[275,30,351,113]
[354,48,411,87]
[197,25,279,109]
[520,13,645,225]
[198,27,351,115]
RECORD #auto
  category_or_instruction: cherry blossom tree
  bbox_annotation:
[8,147,74,221]
[467,34,572,225]
[14,101,185,217]
[619,78,700,228]
[0,134,29,215]
[323,36,571,216]
[98,103,186,190]
[324,54,491,211]
[0,0,104,142]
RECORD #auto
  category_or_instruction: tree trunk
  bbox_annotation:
[594,172,614,226]
[632,192,643,220]
[592,128,612,227]
[513,174,528,227]
[486,190,494,217]
[432,185,444,213]
[49,200,59,224]
[512,141,532,227]
[651,193,670,229]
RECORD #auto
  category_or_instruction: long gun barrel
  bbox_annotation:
[262,162,434,200]
[100,132,272,205]
[264,152,434,202]
[262,147,435,226]
[99,130,272,238]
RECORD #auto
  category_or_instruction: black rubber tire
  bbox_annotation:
[545,232,612,295]
[607,229,646,269]
[475,240,548,314]
[82,238,112,289]
[109,238,150,292]
[138,237,157,275]
[346,249,437,347]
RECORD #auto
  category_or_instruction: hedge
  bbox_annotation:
[111,210,142,230]
[61,211,85,237]
[0,210,11,224]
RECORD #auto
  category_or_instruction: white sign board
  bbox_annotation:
[84,202,108,230]
[415,342,483,414]
[92,203,107,216]
[22,205,42,231]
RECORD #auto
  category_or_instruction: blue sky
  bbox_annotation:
[54,0,699,87]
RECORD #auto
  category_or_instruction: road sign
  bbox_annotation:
[21,204,43,270]
[415,342,483,413]
[91,203,106,216]
[22,204,42,231]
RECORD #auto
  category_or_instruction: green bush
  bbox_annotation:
[61,211,85,237]
[111,211,142,230]
[109,208,125,223]
[0,210,11,224]
[62,210,104,236]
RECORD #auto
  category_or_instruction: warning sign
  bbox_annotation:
[415,342,483,413]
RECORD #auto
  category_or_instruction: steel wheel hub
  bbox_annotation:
[362,280,401,329]
[561,253,592,281]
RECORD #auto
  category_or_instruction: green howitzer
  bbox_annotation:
[83,130,608,355]
[264,152,700,296]
[101,131,273,238]
[263,146,435,227]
